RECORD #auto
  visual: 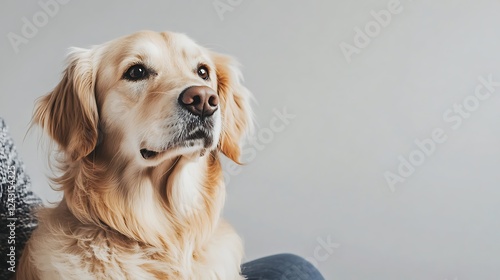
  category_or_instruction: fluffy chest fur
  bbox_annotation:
[21,154,244,280]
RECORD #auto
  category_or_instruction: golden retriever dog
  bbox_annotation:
[17,30,252,279]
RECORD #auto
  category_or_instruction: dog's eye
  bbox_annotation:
[197,65,209,80]
[123,64,149,81]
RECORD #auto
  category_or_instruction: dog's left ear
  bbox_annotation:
[212,52,253,164]
[33,47,99,162]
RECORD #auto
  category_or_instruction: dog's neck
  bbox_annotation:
[60,148,225,249]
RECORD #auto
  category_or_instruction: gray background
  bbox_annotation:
[2,0,500,279]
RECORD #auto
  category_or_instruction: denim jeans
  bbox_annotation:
[241,254,325,280]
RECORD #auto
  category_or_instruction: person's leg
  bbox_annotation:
[241,253,325,280]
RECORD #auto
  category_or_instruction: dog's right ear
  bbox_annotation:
[34,48,99,162]
[211,52,254,164]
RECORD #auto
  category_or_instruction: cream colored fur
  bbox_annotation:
[17,31,252,280]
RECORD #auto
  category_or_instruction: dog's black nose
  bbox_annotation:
[178,86,219,117]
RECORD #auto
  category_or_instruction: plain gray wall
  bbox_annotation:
[2,0,500,279]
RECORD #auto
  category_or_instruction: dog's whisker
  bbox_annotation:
[160,156,181,178]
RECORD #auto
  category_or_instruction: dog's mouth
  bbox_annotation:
[140,148,160,159]
[140,129,214,160]
[186,129,209,141]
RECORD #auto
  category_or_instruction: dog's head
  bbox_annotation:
[34,31,252,166]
